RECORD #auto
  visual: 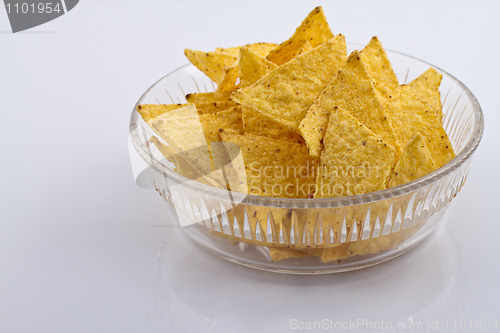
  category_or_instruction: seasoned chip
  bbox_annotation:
[266,6,334,65]
[242,107,304,142]
[199,106,243,145]
[184,49,237,84]
[216,63,239,93]
[149,105,224,188]
[149,136,216,186]
[231,35,346,132]
[215,42,278,57]
[219,132,319,198]
[387,133,437,187]
[267,39,314,67]
[384,85,455,168]
[360,36,399,97]
[185,91,232,104]
[407,68,443,121]
[239,47,277,88]
[300,50,400,157]
[210,141,248,193]
[315,107,396,198]
[137,104,188,122]
[269,247,309,261]
[195,100,239,114]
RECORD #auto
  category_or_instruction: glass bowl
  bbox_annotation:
[129,47,483,274]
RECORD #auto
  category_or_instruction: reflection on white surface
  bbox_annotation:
[156,220,461,332]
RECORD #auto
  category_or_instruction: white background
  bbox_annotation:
[1,1,499,332]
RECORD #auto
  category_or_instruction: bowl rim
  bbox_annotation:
[129,48,484,209]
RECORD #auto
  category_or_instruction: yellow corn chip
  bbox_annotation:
[266,39,314,67]
[216,63,239,93]
[215,42,278,57]
[266,6,334,65]
[199,106,243,145]
[149,105,225,188]
[269,247,309,261]
[137,104,188,122]
[231,35,346,132]
[184,49,237,84]
[185,91,232,104]
[242,107,304,143]
[219,132,319,198]
[210,141,248,193]
[149,136,215,186]
[387,133,437,188]
[300,50,400,157]
[360,36,399,97]
[315,107,396,198]
[384,85,455,168]
[195,100,239,114]
[238,47,277,88]
[407,68,443,121]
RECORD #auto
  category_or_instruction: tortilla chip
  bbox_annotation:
[407,68,443,121]
[360,36,399,97]
[239,47,277,88]
[299,50,400,157]
[384,85,455,168]
[219,132,319,198]
[195,100,240,114]
[321,229,413,263]
[185,91,232,104]
[149,104,224,188]
[232,35,346,131]
[267,39,314,67]
[215,42,278,57]
[184,49,237,83]
[242,107,304,143]
[137,104,188,122]
[199,106,243,145]
[269,247,309,261]
[315,107,396,198]
[216,63,239,93]
[149,136,216,186]
[387,133,437,188]
[210,141,248,193]
[266,6,334,65]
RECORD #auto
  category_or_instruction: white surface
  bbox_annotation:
[1,1,499,332]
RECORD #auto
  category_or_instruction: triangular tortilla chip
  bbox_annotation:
[185,91,232,104]
[239,47,277,88]
[315,107,396,198]
[149,136,215,186]
[231,35,346,132]
[149,105,224,188]
[266,39,314,67]
[215,63,239,93]
[215,42,278,57]
[266,6,334,65]
[184,49,237,84]
[407,68,443,121]
[199,106,243,145]
[195,100,239,115]
[136,104,188,122]
[219,132,319,198]
[210,141,248,193]
[360,36,399,97]
[384,85,455,168]
[299,50,400,157]
[386,133,437,188]
[242,107,304,143]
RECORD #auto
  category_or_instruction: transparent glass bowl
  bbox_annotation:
[129,47,483,274]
